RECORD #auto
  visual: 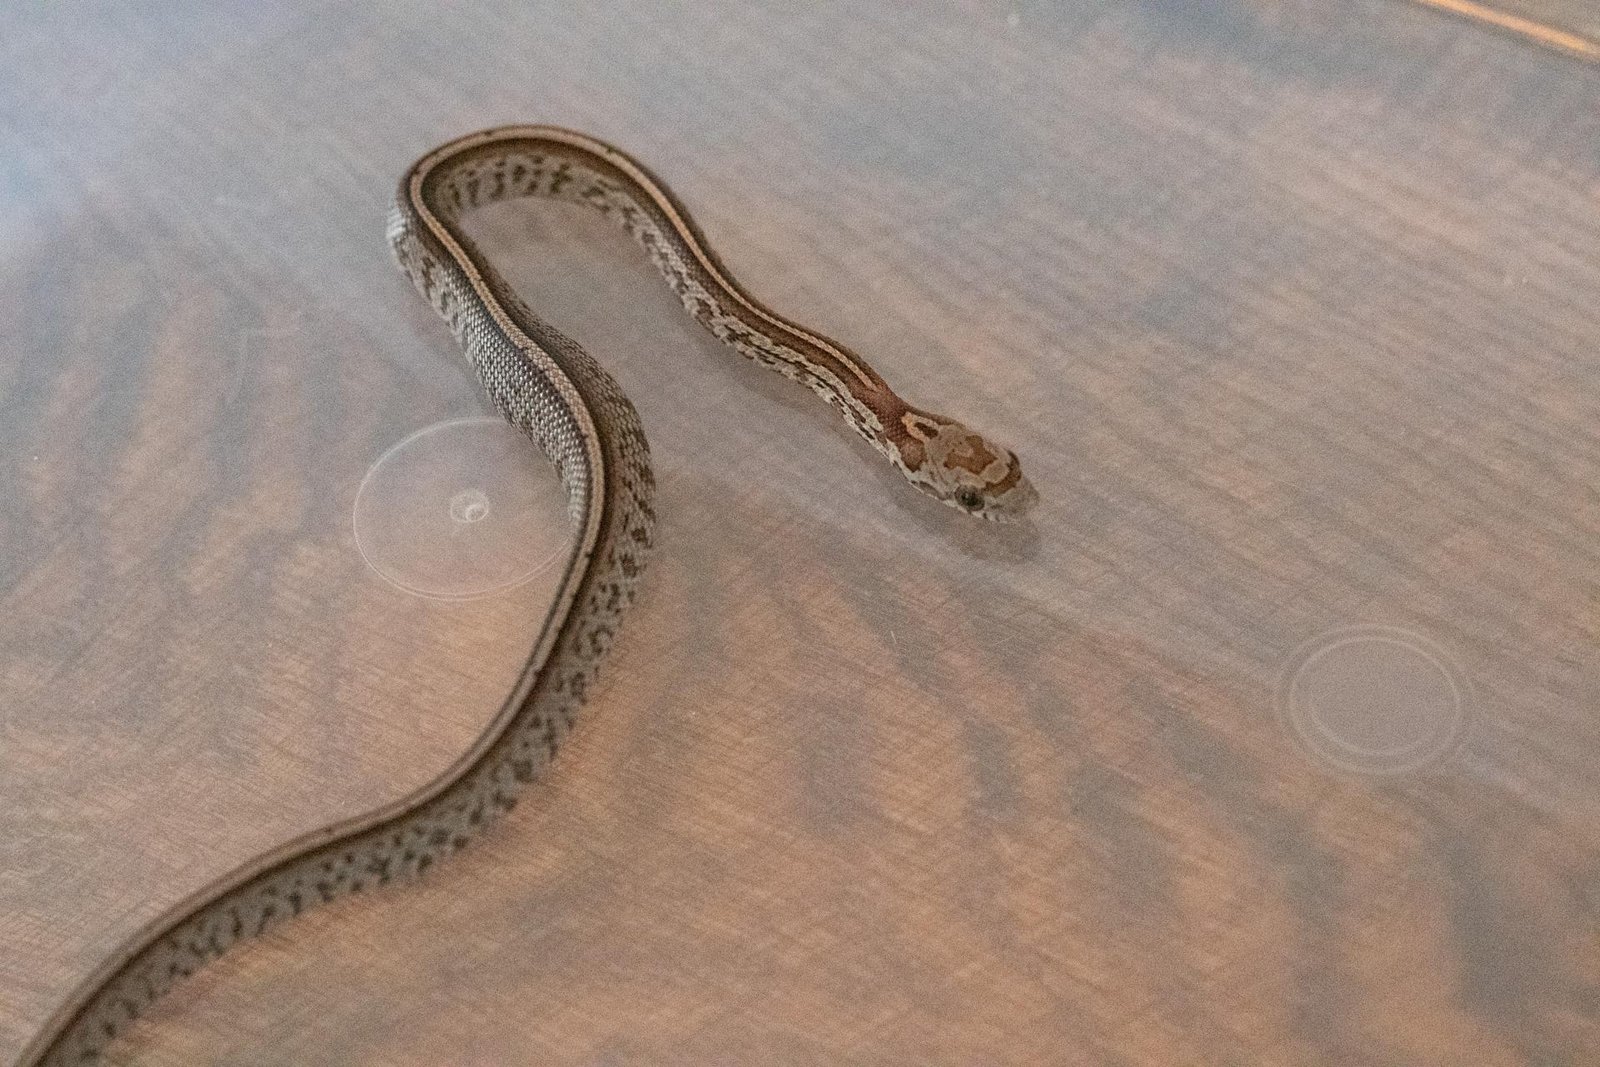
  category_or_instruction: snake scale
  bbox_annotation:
[19,125,1034,1065]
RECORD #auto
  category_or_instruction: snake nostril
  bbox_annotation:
[956,489,983,510]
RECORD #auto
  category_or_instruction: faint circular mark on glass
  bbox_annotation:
[448,488,491,525]
[1278,625,1470,775]
[353,417,572,600]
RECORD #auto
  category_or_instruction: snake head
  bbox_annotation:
[899,408,1038,521]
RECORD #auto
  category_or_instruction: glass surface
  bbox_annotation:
[352,417,572,601]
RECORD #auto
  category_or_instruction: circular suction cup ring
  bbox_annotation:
[352,417,573,600]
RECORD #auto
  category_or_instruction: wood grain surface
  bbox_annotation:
[3,1,1599,1064]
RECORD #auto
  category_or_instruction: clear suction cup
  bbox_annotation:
[353,417,572,600]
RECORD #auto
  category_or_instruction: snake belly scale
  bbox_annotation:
[19,125,1033,1065]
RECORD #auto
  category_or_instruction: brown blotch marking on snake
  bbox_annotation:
[945,434,1000,475]
[987,455,1026,496]
[895,411,940,470]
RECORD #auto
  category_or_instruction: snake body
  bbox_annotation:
[20,125,1033,1065]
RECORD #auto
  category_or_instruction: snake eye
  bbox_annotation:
[956,488,984,510]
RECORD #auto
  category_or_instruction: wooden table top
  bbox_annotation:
[3,2,1598,1064]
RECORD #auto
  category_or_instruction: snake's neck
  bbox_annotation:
[401,126,1034,521]
[405,132,890,439]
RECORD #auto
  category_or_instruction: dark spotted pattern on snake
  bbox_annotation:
[19,125,1033,1065]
